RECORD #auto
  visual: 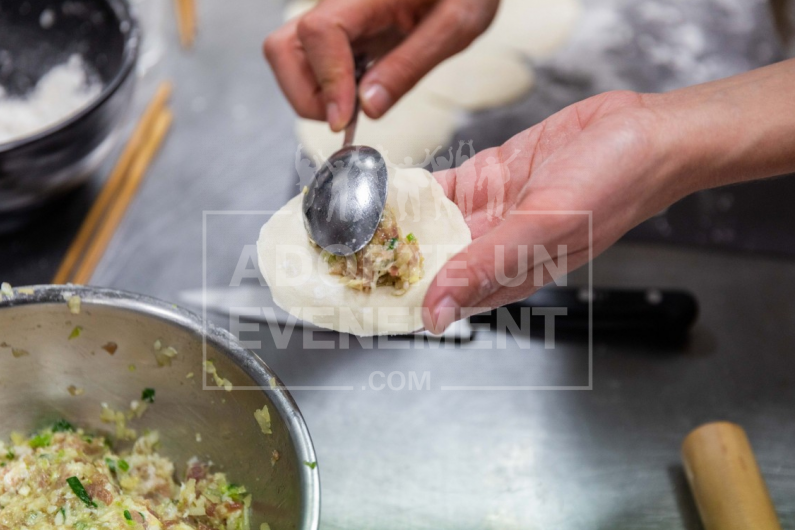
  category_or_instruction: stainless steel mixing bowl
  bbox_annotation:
[0,285,320,530]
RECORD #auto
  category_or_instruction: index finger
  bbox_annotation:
[295,0,408,130]
[264,19,326,120]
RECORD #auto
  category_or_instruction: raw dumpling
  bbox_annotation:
[257,167,471,336]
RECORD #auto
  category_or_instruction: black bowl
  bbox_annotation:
[0,0,139,231]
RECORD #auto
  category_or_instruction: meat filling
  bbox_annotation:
[320,207,424,295]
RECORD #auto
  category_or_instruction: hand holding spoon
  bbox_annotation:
[302,57,389,257]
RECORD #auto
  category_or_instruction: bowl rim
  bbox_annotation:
[0,284,321,530]
[0,0,141,154]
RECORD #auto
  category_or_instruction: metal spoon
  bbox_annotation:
[302,57,388,257]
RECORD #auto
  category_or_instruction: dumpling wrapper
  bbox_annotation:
[257,167,472,336]
[419,49,535,111]
[282,0,315,21]
[478,0,583,58]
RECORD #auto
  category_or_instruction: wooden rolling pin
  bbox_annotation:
[681,422,781,530]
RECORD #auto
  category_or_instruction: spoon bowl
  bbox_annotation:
[302,145,388,256]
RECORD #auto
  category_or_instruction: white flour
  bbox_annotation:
[0,55,102,144]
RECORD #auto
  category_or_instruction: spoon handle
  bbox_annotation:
[343,55,369,148]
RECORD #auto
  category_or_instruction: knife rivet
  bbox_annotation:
[646,289,663,305]
[577,288,591,303]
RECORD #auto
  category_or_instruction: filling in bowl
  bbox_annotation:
[0,422,251,530]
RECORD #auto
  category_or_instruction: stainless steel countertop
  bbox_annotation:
[36,0,795,527]
[233,243,795,530]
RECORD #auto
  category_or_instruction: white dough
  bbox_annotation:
[419,49,535,111]
[282,0,315,21]
[257,167,472,336]
[296,89,459,167]
[479,0,583,59]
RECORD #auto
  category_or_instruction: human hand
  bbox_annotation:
[422,90,697,333]
[263,0,499,131]
[423,58,795,333]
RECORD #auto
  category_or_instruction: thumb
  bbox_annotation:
[422,217,529,334]
[360,0,495,118]
[423,211,583,334]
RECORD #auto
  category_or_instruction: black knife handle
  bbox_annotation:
[470,287,699,338]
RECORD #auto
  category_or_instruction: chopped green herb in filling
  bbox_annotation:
[68,325,83,340]
[67,476,97,508]
[52,419,75,432]
[29,432,52,448]
[141,388,156,403]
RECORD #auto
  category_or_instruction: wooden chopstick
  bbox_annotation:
[175,0,196,49]
[186,0,197,46]
[70,109,174,285]
[53,82,173,284]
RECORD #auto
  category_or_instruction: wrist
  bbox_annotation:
[643,59,795,196]
[642,90,743,199]
[601,92,702,215]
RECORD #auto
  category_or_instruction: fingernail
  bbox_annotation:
[361,83,392,117]
[431,296,459,335]
[326,102,342,131]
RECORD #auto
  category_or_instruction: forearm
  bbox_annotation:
[647,58,795,196]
